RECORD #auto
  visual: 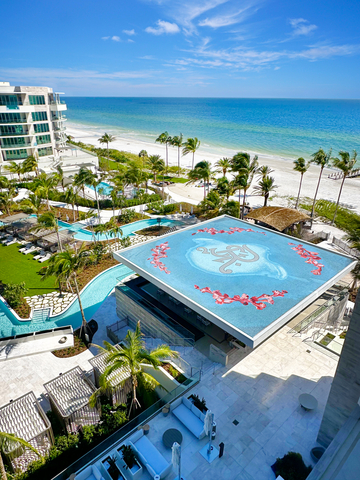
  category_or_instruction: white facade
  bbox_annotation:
[0,81,67,168]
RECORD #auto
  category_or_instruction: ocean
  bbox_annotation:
[64,97,360,162]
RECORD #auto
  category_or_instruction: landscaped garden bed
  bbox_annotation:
[161,362,187,384]
[52,329,88,358]
[319,332,335,346]
[135,225,171,237]
[71,256,118,291]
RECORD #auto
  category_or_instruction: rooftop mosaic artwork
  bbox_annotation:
[115,215,356,347]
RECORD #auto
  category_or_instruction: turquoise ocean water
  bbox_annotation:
[64,97,360,163]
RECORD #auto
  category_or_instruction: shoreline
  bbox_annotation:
[66,123,360,215]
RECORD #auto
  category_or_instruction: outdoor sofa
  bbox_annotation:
[127,429,172,479]
[170,396,206,439]
[75,464,105,480]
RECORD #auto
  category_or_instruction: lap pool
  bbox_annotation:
[0,264,134,338]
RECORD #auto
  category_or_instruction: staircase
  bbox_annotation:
[32,308,51,323]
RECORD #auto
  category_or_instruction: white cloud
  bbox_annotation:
[101,36,110,40]
[112,35,121,42]
[289,18,317,36]
[123,29,136,36]
[0,67,156,80]
[128,39,135,43]
[145,19,180,35]
[139,55,156,60]
[198,5,258,29]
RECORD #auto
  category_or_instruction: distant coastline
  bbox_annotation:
[64,97,360,164]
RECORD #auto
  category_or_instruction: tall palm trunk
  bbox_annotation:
[242,187,248,220]
[238,188,242,218]
[0,454,8,480]
[73,274,87,337]
[55,226,63,252]
[192,152,195,170]
[72,202,76,222]
[203,182,206,199]
[178,146,181,176]
[94,188,100,219]
[107,142,110,170]
[310,167,324,226]
[165,143,168,173]
[295,173,304,210]
[331,174,346,225]
[264,193,269,206]
[128,374,141,418]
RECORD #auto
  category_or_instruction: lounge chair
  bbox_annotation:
[38,253,51,263]
[1,236,13,244]
[6,238,18,246]
[19,243,32,253]
[23,246,39,255]
[33,250,46,260]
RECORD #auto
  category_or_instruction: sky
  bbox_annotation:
[1,0,360,98]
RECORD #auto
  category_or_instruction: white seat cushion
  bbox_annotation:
[173,403,204,438]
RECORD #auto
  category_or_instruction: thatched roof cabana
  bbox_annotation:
[246,206,310,232]
[89,348,131,406]
[44,367,100,433]
[0,391,53,473]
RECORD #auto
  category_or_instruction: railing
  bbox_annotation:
[0,325,73,344]
[289,287,349,335]
[52,371,201,480]
[333,236,360,258]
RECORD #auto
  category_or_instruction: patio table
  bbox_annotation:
[299,393,318,411]
[162,428,183,448]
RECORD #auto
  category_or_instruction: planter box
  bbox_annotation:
[117,450,143,480]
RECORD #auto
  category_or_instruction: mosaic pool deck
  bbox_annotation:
[115,215,355,347]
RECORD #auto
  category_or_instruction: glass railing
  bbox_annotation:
[52,371,201,480]
[0,118,26,124]
[5,152,29,160]
[0,131,28,136]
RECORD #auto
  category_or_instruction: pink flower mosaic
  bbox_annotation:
[147,241,171,274]
[288,243,324,275]
[191,227,266,236]
[194,285,288,310]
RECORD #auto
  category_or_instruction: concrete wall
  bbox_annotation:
[317,291,360,446]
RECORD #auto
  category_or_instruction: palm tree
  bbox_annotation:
[46,244,90,337]
[182,137,201,170]
[188,161,213,199]
[22,155,39,177]
[33,173,55,210]
[231,152,258,219]
[90,322,178,417]
[32,211,63,252]
[98,133,116,169]
[155,132,171,172]
[253,175,278,206]
[64,186,78,222]
[148,155,165,183]
[21,193,43,215]
[0,176,9,190]
[0,191,14,216]
[109,224,123,248]
[7,161,22,181]
[171,134,183,176]
[53,164,65,192]
[0,431,41,480]
[293,157,310,209]
[216,177,234,201]
[310,148,332,225]
[74,167,91,199]
[345,229,360,291]
[331,150,358,225]
[198,190,225,218]
[215,157,231,177]
[138,150,148,158]
[257,165,274,179]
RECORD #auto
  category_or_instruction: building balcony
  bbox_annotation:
[51,115,67,122]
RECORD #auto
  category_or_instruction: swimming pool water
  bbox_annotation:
[59,218,183,242]
[0,264,134,338]
[88,181,113,196]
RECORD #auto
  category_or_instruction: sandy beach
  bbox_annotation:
[66,124,360,215]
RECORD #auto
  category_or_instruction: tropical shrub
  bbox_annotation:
[2,282,27,308]
[272,452,312,480]
[300,199,360,234]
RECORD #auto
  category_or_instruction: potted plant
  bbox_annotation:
[271,452,312,480]
[119,445,142,479]
[189,394,208,413]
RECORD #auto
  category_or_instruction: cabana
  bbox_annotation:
[89,349,131,406]
[36,229,75,249]
[44,367,100,433]
[0,391,54,473]
[246,206,310,232]
[1,212,29,224]
[10,216,38,238]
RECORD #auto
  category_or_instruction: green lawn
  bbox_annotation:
[0,243,57,296]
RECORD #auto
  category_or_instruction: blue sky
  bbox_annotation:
[1,0,359,97]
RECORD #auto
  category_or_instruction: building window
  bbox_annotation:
[0,95,22,106]
[5,150,28,160]
[36,135,51,145]
[38,146,53,157]
[29,95,45,105]
[0,113,26,124]
[2,137,29,147]
[34,123,49,133]
[0,125,25,136]
[31,111,48,122]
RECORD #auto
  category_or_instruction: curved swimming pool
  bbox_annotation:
[0,264,134,338]
[59,218,183,242]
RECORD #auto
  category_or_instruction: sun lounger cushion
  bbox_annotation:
[171,397,206,439]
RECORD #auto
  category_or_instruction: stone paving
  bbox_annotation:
[24,292,77,315]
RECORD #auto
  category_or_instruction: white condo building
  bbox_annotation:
[0,81,98,175]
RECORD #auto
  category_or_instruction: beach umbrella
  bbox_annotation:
[180,204,182,212]
[172,442,182,480]
[204,410,215,455]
